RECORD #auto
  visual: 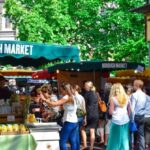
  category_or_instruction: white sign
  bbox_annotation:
[7,115,15,122]
[102,63,127,69]
[0,44,33,55]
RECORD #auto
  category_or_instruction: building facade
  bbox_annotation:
[0,0,16,40]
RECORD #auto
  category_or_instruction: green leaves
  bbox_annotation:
[4,0,148,65]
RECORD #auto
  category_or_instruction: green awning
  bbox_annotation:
[0,40,79,67]
[48,61,145,73]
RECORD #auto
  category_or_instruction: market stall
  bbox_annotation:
[32,70,57,79]
[0,134,36,150]
[114,68,150,89]
[48,61,145,91]
[0,40,79,150]
[0,40,79,67]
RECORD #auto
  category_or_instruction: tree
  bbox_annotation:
[4,0,148,65]
[94,0,148,64]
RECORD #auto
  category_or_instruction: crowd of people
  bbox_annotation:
[28,79,150,150]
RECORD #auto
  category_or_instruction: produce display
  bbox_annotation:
[25,114,38,123]
[0,124,29,135]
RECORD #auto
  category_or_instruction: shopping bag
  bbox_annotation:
[129,121,137,132]
[98,101,107,112]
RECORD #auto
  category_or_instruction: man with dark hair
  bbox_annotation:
[131,80,147,150]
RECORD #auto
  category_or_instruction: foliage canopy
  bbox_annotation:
[4,0,148,65]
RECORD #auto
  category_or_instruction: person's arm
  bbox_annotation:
[130,94,137,120]
[130,95,136,114]
[109,98,114,115]
[41,93,69,107]
[127,100,132,118]
[81,97,86,115]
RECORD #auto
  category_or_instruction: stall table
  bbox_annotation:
[28,122,61,150]
[0,134,36,150]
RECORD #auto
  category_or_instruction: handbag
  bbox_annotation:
[98,101,107,112]
[76,108,85,118]
[129,121,137,132]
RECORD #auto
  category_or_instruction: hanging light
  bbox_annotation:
[56,69,60,74]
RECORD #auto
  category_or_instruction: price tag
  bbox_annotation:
[0,99,5,105]
[7,115,15,122]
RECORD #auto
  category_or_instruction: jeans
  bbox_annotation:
[135,115,145,150]
[145,117,150,145]
[60,121,78,150]
[77,117,84,150]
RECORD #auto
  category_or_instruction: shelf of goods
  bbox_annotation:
[0,95,61,150]
[0,124,36,150]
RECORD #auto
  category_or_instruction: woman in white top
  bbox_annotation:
[41,83,78,150]
[73,85,86,150]
[107,83,131,150]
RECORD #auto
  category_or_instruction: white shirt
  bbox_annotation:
[74,92,86,114]
[131,89,147,116]
[145,95,150,118]
[50,94,60,113]
[112,97,129,125]
[62,95,77,123]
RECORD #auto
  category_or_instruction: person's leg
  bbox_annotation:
[98,119,105,144]
[121,123,130,150]
[81,127,87,148]
[104,119,111,146]
[90,128,95,150]
[135,116,145,150]
[106,123,121,150]
[145,117,150,149]
[78,118,84,144]
[69,123,78,150]
[60,122,75,150]
[76,118,83,150]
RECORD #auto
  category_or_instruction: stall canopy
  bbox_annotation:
[130,4,150,13]
[0,69,33,76]
[48,61,145,73]
[116,68,150,77]
[0,40,79,67]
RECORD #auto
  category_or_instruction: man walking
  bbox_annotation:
[131,80,147,150]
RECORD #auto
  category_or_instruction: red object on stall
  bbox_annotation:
[102,72,110,78]
[32,69,57,79]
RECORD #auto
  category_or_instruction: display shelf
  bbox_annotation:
[0,114,24,123]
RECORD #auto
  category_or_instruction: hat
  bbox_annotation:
[0,75,8,81]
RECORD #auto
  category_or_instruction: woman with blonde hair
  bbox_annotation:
[107,83,131,150]
[41,83,78,150]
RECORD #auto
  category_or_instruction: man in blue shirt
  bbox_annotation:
[131,80,147,150]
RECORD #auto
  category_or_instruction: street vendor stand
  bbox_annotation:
[0,40,79,150]
[48,61,145,91]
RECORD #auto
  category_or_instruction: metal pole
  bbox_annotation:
[148,0,150,66]
[149,43,150,67]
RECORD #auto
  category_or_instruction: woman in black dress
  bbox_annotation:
[81,81,99,150]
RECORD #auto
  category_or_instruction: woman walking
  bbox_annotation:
[107,83,131,150]
[73,85,86,150]
[81,81,99,150]
[41,83,78,150]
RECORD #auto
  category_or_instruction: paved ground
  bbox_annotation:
[81,141,106,150]
[68,141,106,150]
